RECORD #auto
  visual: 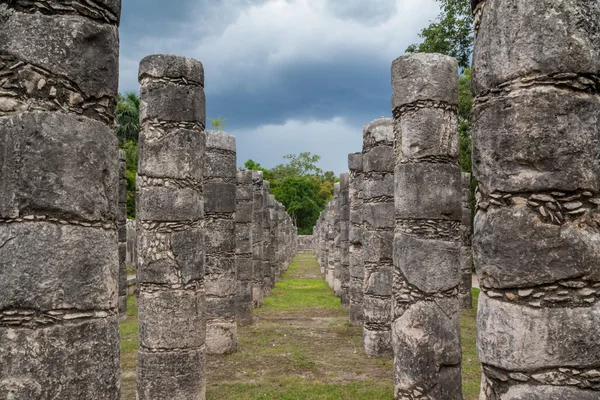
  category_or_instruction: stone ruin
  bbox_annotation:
[1,1,599,399]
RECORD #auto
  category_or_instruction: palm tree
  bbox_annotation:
[115,92,140,143]
[209,116,227,131]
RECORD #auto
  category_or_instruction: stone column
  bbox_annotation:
[0,2,121,398]
[392,53,462,399]
[136,54,206,399]
[362,118,394,357]
[262,182,273,296]
[204,130,237,355]
[471,1,600,399]
[235,170,254,326]
[268,194,278,286]
[126,219,137,269]
[252,171,265,307]
[333,183,342,295]
[339,173,351,308]
[119,150,128,320]
[348,152,365,326]
[460,172,473,309]
[326,202,336,287]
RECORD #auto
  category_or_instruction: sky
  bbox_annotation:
[119,0,441,175]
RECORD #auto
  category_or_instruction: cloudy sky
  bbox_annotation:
[119,0,441,174]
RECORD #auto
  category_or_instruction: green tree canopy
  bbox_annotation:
[115,92,140,143]
[406,0,473,70]
[209,116,227,131]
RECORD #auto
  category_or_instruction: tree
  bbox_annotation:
[120,140,138,218]
[209,116,227,131]
[115,92,140,143]
[244,153,335,234]
[458,67,473,173]
[406,0,473,70]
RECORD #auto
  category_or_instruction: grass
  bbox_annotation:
[120,254,481,399]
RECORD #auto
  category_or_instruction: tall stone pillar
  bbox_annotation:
[252,171,265,307]
[472,1,600,399]
[333,182,342,295]
[119,150,128,320]
[136,54,206,399]
[348,152,365,326]
[362,118,394,357]
[262,182,273,296]
[459,172,473,309]
[126,219,137,269]
[0,2,121,398]
[392,53,462,399]
[326,202,336,287]
[339,173,351,308]
[235,170,254,326]
[267,194,278,286]
[204,130,237,355]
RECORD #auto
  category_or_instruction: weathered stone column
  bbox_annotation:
[326,202,336,288]
[392,53,462,399]
[236,170,254,326]
[472,1,600,399]
[0,2,121,398]
[136,55,206,399]
[262,183,273,295]
[459,172,473,309]
[252,171,265,307]
[204,130,237,354]
[348,152,365,326]
[339,173,351,308]
[362,118,394,357]
[268,194,279,286]
[126,219,137,269]
[333,183,342,295]
[119,149,128,320]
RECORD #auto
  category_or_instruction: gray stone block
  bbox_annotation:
[471,0,600,95]
[138,289,205,350]
[391,53,458,108]
[0,316,120,400]
[204,182,236,213]
[478,294,600,370]
[473,87,600,193]
[0,112,118,221]
[362,173,394,200]
[137,348,206,400]
[395,163,462,221]
[137,186,203,222]
[138,128,205,180]
[474,203,600,289]
[0,223,117,311]
[396,108,459,161]
[500,385,600,400]
[363,146,395,173]
[394,234,461,294]
[362,230,394,262]
[140,81,206,124]
[139,54,204,85]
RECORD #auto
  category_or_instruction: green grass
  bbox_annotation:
[120,254,481,399]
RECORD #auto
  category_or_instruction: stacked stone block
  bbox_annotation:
[119,150,128,320]
[126,219,137,269]
[471,1,600,399]
[262,183,273,295]
[204,130,237,355]
[0,2,121,398]
[459,172,473,309]
[348,152,365,326]
[326,202,336,287]
[235,169,254,326]
[362,118,394,357]
[392,53,463,399]
[136,54,206,399]
[333,183,342,296]
[339,173,351,308]
[251,171,265,307]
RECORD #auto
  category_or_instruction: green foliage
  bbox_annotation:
[245,153,335,234]
[209,116,227,131]
[406,0,473,70]
[458,67,473,173]
[115,92,140,143]
[120,140,138,219]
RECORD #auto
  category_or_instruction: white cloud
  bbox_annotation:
[119,0,440,92]
[232,116,366,174]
